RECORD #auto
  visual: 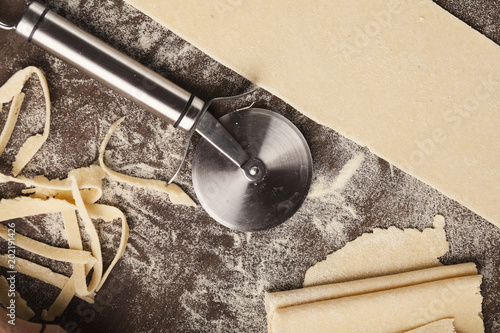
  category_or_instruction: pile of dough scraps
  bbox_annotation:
[0,67,196,321]
[265,215,484,333]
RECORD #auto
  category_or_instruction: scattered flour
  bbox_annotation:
[0,0,498,332]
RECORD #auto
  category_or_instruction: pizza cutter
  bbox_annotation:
[0,1,313,231]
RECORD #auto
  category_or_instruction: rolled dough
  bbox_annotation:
[405,319,456,333]
[271,275,483,333]
[122,0,500,227]
[265,216,483,332]
[266,263,476,328]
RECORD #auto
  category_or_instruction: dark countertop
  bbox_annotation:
[0,0,499,332]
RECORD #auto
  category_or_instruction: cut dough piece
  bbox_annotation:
[99,118,196,207]
[0,275,35,321]
[0,197,76,221]
[166,183,197,206]
[0,93,24,155]
[0,66,51,176]
[0,255,94,303]
[40,204,129,320]
[0,223,95,265]
[0,165,106,204]
[0,67,128,321]
[266,263,477,329]
[122,0,500,227]
[41,210,87,322]
[69,176,102,297]
[270,275,483,333]
[41,274,79,322]
[85,203,129,291]
[405,319,456,333]
[304,215,449,286]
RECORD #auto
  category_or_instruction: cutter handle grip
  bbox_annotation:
[15,2,204,131]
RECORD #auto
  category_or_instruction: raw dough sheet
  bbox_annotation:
[265,216,483,333]
[122,0,500,227]
[271,275,483,333]
[303,215,448,286]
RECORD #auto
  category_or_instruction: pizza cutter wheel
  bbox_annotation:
[193,108,312,232]
[2,2,313,231]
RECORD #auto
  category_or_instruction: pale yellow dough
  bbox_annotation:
[304,215,449,286]
[266,263,476,329]
[405,319,456,333]
[0,93,24,155]
[0,66,51,176]
[265,216,484,332]
[0,197,76,221]
[99,117,196,207]
[41,209,94,321]
[69,176,103,297]
[0,223,95,265]
[271,276,483,332]
[0,255,94,303]
[0,67,192,321]
[0,68,125,320]
[122,0,500,227]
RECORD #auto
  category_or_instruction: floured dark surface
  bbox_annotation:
[0,0,499,332]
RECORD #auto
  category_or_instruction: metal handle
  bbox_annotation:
[15,2,203,131]
[13,1,253,171]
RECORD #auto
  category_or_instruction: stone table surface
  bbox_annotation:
[0,0,499,332]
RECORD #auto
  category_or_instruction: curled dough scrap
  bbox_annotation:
[0,93,24,155]
[0,223,96,265]
[86,203,129,291]
[0,67,130,321]
[0,66,193,321]
[41,210,94,322]
[0,66,51,175]
[69,176,103,297]
[0,255,94,303]
[0,165,106,204]
[40,202,130,321]
[99,117,196,207]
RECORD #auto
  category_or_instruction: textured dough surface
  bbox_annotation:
[266,216,483,332]
[271,275,483,333]
[122,0,500,227]
[266,263,476,329]
[304,215,449,286]
[0,197,76,221]
[405,319,456,333]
